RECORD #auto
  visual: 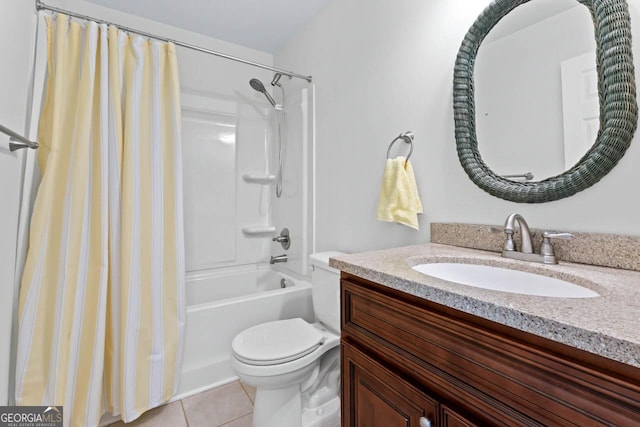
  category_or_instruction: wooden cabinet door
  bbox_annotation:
[441,405,478,427]
[342,341,437,427]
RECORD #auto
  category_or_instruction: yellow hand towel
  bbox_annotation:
[377,156,424,230]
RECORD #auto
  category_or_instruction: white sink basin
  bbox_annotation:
[412,263,599,298]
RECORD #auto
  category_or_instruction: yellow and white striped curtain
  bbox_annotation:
[15,14,185,426]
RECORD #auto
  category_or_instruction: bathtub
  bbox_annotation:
[177,266,314,398]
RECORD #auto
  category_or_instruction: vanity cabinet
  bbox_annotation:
[340,273,640,427]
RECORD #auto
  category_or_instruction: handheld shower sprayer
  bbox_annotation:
[249,78,277,108]
[249,75,287,198]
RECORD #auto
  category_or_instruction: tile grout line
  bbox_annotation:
[232,381,254,426]
[180,399,190,427]
[218,412,253,427]
[238,381,255,404]
[180,381,253,427]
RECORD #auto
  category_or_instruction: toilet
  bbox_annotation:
[231,251,344,427]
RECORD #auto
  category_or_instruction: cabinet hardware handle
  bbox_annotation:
[419,416,432,427]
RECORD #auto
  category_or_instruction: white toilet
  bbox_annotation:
[231,252,344,427]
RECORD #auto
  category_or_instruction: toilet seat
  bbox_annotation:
[232,318,325,366]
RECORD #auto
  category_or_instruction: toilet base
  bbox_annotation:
[302,395,340,427]
[251,388,340,427]
[252,385,302,427]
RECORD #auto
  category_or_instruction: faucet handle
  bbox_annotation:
[272,228,291,250]
[503,229,516,251]
[542,231,575,240]
[540,231,574,257]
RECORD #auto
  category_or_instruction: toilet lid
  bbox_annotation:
[232,318,325,365]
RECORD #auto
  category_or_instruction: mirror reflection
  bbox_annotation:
[475,0,596,181]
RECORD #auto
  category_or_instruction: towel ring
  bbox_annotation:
[387,131,414,165]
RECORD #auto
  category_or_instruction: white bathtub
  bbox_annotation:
[177,266,314,398]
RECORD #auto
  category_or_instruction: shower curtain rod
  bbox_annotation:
[35,0,313,83]
[0,123,38,151]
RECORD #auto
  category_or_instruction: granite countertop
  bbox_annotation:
[329,243,640,368]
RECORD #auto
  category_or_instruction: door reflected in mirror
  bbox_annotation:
[475,0,596,182]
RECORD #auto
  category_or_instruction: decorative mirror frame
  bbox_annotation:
[454,0,638,203]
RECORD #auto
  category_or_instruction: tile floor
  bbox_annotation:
[109,381,255,427]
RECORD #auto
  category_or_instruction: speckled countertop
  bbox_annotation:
[329,243,640,368]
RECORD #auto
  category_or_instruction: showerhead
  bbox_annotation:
[249,78,265,92]
[249,78,277,107]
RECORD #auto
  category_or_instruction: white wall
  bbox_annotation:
[0,0,37,406]
[275,0,640,254]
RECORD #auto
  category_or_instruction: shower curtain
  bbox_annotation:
[15,14,185,427]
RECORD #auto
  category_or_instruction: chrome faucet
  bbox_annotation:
[501,213,574,264]
[270,254,288,264]
[503,213,533,254]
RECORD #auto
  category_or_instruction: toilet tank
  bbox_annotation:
[309,251,345,334]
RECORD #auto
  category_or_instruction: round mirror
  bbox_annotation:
[454,0,637,203]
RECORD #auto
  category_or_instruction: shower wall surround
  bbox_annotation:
[181,93,273,271]
[275,0,640,254]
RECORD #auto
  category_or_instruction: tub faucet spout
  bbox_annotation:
[270,254,288,264]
